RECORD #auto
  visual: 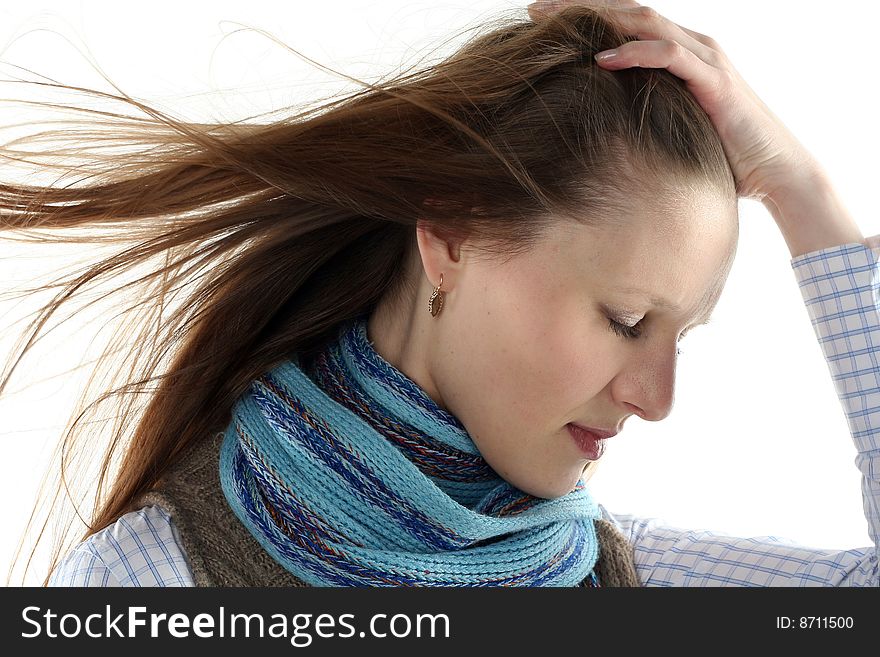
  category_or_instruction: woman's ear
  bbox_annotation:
[415,219,464,290]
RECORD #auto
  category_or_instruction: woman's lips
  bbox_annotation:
[566,423,607,460]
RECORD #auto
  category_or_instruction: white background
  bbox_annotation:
[1,1,878,585]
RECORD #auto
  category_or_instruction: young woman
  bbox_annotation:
[4,1,876,586]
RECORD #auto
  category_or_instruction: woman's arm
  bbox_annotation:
[600,503,877,586]
[761,164,865,259]
[47,545,123,587]
[47,505,194,587]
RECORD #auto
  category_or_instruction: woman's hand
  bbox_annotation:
[526,0,820,203]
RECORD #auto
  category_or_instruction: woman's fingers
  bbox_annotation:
[593,37,726,96]
[612,5,727,62]
[598,6,724,67]
[528,2,727,68]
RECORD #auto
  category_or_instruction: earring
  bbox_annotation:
[428,273,444,318]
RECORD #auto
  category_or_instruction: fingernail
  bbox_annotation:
[594,49,619,62]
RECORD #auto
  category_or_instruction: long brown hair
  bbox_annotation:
[1,5,736,585]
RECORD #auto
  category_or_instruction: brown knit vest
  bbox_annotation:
[135,431,640,587]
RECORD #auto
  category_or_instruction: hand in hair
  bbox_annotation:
[526,0,820,205]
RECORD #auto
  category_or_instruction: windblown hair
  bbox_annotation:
[0,5,736,585]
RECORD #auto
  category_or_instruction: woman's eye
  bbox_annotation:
[608,316,689,355]
[608,317,641,340]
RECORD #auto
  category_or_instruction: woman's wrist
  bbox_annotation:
[761,164,865,259]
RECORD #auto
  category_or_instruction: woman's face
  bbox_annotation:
[367,188,738,499]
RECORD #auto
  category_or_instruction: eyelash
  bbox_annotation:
[608,317,642,340]
[607,317,687,355]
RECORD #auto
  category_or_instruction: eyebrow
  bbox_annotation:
[610,285,714,325]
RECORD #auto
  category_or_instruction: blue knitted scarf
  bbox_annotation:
[218,316,603,586]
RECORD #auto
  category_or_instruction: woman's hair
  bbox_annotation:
[1,5,736,585]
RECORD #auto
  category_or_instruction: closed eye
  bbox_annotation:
[608,317,642,340]
[607,317,705,342]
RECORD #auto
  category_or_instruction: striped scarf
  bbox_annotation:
[218,315,607,586]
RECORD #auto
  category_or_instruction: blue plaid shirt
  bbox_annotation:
[49,238,880,587]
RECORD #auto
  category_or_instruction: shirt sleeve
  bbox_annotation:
[47,544,123,587]
[597,236,880,587]
[47,505,196,587]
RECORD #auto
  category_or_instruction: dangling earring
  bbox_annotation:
[428,273,445,318]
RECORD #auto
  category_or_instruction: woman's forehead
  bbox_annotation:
[551,201,737,315]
